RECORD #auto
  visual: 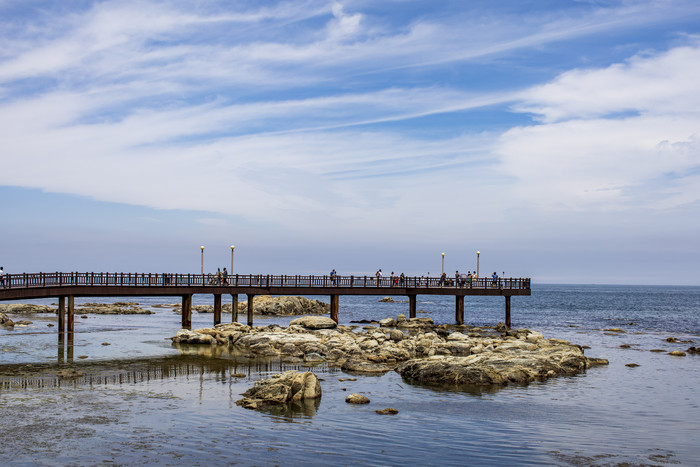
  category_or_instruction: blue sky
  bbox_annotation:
[1,0,699,284]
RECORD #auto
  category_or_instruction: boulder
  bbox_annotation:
[345,393,370,404]
[0,312,15,327]
[236,371,322,410]
[289,316,337,330]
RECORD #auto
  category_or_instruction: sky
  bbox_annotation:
[0,0,699,285]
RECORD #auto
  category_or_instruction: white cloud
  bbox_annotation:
[498,43,700,212]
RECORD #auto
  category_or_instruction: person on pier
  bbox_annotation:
[375,269,382,286]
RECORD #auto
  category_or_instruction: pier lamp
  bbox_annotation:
[200,246,204,275]
[476,251,480,278]
[230,245,235,273]
[441,253,445,275]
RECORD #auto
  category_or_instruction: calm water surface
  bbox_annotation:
[1,284,699,466]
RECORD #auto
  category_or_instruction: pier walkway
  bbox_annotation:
[0,272,530,332]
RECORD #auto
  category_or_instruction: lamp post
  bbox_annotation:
[441,253,445,275]
[230,245,235,273]
[476,251,480,279]
[200,246,204,275]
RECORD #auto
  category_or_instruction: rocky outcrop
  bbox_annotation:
[75,303,154,314]
[0,304,54,314]
[0,302,153,314]
[191,296,330,316]
[170,315,608,385]
[236,371,322,410]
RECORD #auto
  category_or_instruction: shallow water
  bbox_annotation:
[1,285,699,466]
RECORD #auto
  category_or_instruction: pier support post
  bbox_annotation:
[455,295,464,325]
[231,294,238,323]
[182,294,192,329]
[58,296,66,333]
[330,294,339,324]
[505,295,511,328]
[247,294,255,327]
[213,294,222,326]
[67,295,74,333]
[408,295,417,319]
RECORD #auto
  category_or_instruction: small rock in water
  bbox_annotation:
[78,355,88,359]
[376,407,399,415]
[620,344,631,349]
[668,351,686,357]
[650,349,666,353]
[625,363,640,368]
[47,323,54,327]
[345,393,370,404]
[666,337,678,343]
[232,373,247,378]
[101,342,110,346]
[57,369,84,379]
[687,347,700,354]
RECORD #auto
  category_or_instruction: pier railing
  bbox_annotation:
[0,272,530,291]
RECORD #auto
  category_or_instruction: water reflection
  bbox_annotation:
[0,354,316,392]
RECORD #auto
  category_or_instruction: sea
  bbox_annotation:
[1,283,698,466]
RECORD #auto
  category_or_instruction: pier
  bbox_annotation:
[0,272,531,332]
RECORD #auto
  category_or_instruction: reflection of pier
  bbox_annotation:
[0,354,333,391]
[0,272,531,334]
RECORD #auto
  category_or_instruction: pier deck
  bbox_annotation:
[0,272,530,330]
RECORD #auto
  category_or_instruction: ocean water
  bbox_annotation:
[0,284,699,466]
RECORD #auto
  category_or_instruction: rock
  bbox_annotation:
[378,297,394,303]
[604,328,625,333]
[236,371,321,410]
[345,393,370,404]
[80,315,88,319]
[625,363,640,367]
[620,344,631,348]
[170,316,607,389]
[289,316,337,330]
[0,304,54,314]
[376,408,399,415]
[379,317,396,327]
[397,342,608,386]
[0,312,14,327]
[387,329,404,342]
[650,349,666,353]
[240,296,330,316]
[666,337,678,343]
[495,322,508,332]
[76,303,154,315]
[101,342,110,346]
[687,347,700,354]
[668,351,686,357]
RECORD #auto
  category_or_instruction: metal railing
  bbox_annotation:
[0,272,530,291]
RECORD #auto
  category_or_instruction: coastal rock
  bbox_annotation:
[0,312,15,327]
[378,297,395,303]
[668,350,686,357]
[345,393,370,404]
[687,347,700,354]
[289,316,337,330]
[242,296,330,316]
[77,303,154,315]
[0,304,54,314]
[376,408,399,415]
[170,315,608,388]
[396,342,607,386]
[236,371,321,410]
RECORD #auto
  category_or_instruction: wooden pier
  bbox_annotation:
[0,272,530,332]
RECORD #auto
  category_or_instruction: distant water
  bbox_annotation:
[1,284,699,466]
